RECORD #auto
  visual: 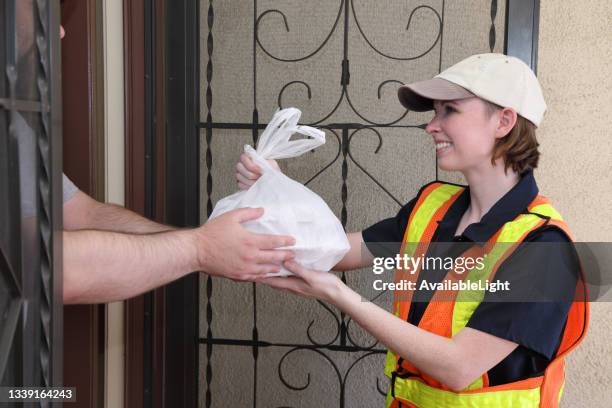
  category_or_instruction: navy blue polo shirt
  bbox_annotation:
[363,171,578,386]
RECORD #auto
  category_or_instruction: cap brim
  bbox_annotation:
[398,78,474,111]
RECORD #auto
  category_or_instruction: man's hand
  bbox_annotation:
[194,207,295,281]
[235,153,279,190]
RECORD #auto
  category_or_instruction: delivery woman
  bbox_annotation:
[235,53,588,407]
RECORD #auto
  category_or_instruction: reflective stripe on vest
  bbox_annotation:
[383,182,589,408]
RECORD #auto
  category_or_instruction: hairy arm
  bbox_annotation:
[63,191,173,233]
[63,229,197,303]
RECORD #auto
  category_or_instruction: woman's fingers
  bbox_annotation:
[236,155,262,189]
[261,276,311,296]
[283,260,317,281]
[240,153,262,174]
[268,159,280,170]
[260,277,289,289]
[236,173,255,190]
[235,154,280,190]
[236,161,259,180]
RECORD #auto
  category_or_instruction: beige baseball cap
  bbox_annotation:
[398,53,547,127]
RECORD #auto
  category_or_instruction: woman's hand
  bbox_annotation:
[235,153,280,190]
[259,261,344,304]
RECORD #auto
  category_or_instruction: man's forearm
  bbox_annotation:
[63,229,198,303]
[88,202,174,234]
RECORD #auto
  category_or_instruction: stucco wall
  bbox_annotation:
[537,1,612,406]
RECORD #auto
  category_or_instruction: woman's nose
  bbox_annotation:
[425,115,441,135]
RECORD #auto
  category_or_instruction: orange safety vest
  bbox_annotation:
[384,182,589,408]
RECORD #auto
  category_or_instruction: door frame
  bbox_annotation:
[61,0,106,406]
[123,0,167,407]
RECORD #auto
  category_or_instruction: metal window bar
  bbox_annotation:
[0,0,63,397]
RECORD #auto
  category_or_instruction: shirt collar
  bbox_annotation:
[436,171,539,243]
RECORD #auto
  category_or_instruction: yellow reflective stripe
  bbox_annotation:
[495,213,546,243]
[404,184,464,256]
[386,378,541,408]
[451,242,507,336]
[387,184,464,375]
[462,375,483,391]
[451,241,516,336]
[384,350,397,377]
[451,213,547,390]
[530,203,563,221]
[385,390,394,408]
[558,382,565,403]
[452,213,545,335]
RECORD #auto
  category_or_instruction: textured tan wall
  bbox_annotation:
[537,1,612,407]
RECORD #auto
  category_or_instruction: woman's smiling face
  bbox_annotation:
[426,97,501,173]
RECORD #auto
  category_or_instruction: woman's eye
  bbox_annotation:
[444,106,456,114]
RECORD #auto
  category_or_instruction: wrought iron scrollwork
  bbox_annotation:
[256,1,345,63]
[346,126,403,205]
[199,0,506,406]
[344,351,389,399]
[260,0,442,126]
[278,347,343,393]
[303,127,342,186]
[278,81,312,110]
[350,3,442,61]
[276,348,387,407]
[306,300,342,347]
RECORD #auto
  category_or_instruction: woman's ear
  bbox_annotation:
[495,108,518,139]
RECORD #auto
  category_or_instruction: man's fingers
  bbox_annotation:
[252,264,282,276]
[255,249,295,264]
[231,207,264,223]
[253,233,296,249]
[231,269,278,282]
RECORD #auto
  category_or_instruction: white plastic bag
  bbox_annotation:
[209,108,350,276]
